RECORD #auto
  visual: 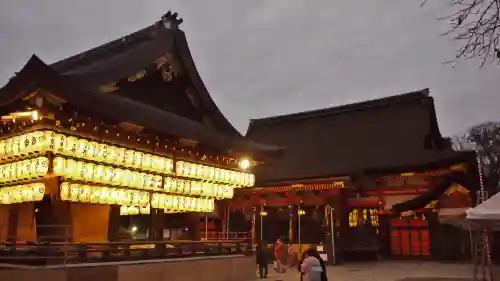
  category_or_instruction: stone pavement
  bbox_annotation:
[255,261,476,281]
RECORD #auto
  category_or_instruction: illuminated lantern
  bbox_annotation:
[0,139,5,158]
[140,205,150,215]
[164,177,173,193]
[164,195,172,210]
[107,188,117,205]
[178,197,185,211]
[201,165,209,181]
[94,165,105,182]
[96,143,107,162]
[60,182,70,201]
[195,165,203,179]
[152,175,162,190]
[207,199,214,212]
[166,159,173,174]
[191,182,201,195]
[131,151,141,169]
[65,136,77,156]
[86,141,98,159]
[84,163,94,182]
[12,135,20,155]
[89,187,100,204]
[176,161,184,177]
[107,145,117,164]
[249,174,255,187]
[19,133,28,155]
[115,147,125,165]
[41,131,53,152]
[151,193,160,208]
[223,186,234,199]
[171,196,179,210]
[183,180,192,195]
[125,150,134,167]
[184,197,192,211]
[5,137,13,157]
[76,139,88,158]
[69,184,81,202]
[142,154,151,171]
[81,185,92,203]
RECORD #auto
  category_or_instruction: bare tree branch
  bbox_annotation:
[453,122,500,194]
[426,0,500,66]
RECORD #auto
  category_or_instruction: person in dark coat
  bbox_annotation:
[256,242,269,278]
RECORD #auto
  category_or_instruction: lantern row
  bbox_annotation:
[0,182,45,204]
[0,156,237,200]
[0,156,49,184]
[53,157,236,198]
[164,178,234,199]
[60,182,150,207]
[176,161,254,187]
[120,205,151,216]
[0,131,255,188]
[151,193,214,213]
[53,157,163,191]
[0,131,174,175]
[60,182,214,212]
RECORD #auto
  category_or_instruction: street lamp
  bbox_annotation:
[238,158,251,170]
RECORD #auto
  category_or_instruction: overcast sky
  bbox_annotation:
[0,0,498,137]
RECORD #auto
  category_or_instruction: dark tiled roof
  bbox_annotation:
[0,55,284,160]
[50,17,241,137]
[246,89,469,185]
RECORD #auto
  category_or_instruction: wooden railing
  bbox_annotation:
[0,240,252,266]
[201,231,251,241]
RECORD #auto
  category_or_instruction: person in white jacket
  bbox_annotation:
[300,248,327,281]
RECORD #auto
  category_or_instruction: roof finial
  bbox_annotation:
[161,10,183,29]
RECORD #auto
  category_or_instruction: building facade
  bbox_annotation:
[0,12,283,243]
[229,90,478,261]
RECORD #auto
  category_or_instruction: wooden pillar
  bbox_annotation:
[378,213,392,258]
[325,189,348,264]
[251,207,257,245]
[185,213,201,241]
[0,204,9,242]
[71,203,109,242]
[108,206,121,242]
[255,206,262,243]
[148,209,165,241]
[36,179,72,242]
[7,203,38,242]
[52,200,72,241]
[6,204,20,242]
[427,210,440,260]
[288,204,295,243]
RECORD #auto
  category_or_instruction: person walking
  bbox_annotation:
[274,238,286,273]
[299,248,328,281]
[256,242,269,278]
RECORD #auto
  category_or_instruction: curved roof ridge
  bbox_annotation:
[47,13,244,138]
[50,23,161,72]
[249,88,430,127]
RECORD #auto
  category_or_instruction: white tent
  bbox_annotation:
[467,192,500,221]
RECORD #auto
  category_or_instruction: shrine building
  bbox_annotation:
[0,12,283,243]
[229,90,479,261]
